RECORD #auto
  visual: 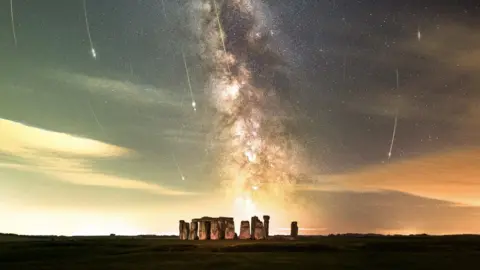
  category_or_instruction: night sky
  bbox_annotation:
[1,0,479,236]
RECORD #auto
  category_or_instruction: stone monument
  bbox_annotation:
[178,214,289,241]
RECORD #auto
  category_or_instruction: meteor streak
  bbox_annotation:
[10,0,17,47]
[87,99,106,137]
[181,49,196,112]
[213,0,228,56]
[171,152,186,181]
[388,68,400,160]
[82,0,97,59]
[388,111,398,159]
[160,0,168,20]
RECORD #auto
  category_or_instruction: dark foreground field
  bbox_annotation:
[1,234,479,269]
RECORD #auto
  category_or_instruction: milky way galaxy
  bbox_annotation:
[188,0,307,220]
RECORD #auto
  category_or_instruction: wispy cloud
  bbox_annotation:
[45,69,185,108]
[0,119,197,196]
[0,119,128,157]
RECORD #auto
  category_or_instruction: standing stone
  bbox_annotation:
[179,220,185,240]
[183,222,190,240]
[210,219,220,240]
[291,221,298,238]
[263,215,270,238]
[198,220,208,240]
[225,219,236,240]
[250,216,257,239]
[205,221,212,240]
[218,219,226,240]
[253,219,265,240]
[189,221,198,240]
[239,220,251,239]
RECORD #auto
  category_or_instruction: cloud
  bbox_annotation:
[0,59,209,168]
[299,148,480,206]
[0,119,127,157]
[162,127,209,145]
[343,20,480,139]
[0,119,197,196]
[45,68,185,108]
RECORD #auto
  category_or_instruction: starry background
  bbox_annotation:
[0,0,479,235]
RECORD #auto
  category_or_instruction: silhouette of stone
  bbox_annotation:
[253,219,265,240]
[239,220,251,239]
[225,219,236,240]
[179,220,186,240]
[250,216,257,239]
[250,216,266,240]
[192,217,234,240]
[183,222,190,240]
[205,221,211,239]
[263,215,270,238]
[291,221,298,237]
[182,216,275,241]
[189,220,198,240]
[218,217,234,239]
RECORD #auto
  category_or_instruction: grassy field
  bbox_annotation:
[0,234,479,269]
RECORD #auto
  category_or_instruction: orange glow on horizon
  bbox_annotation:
[299,148,480,207]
